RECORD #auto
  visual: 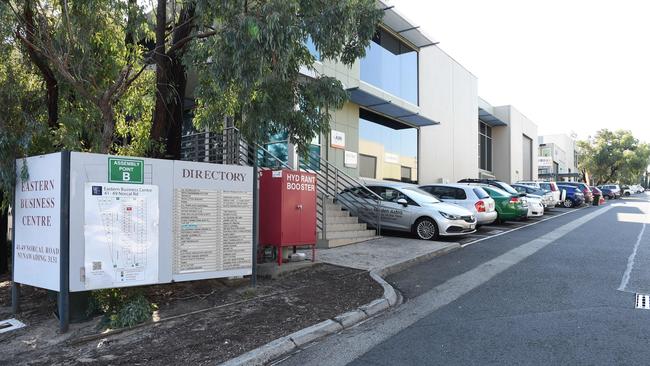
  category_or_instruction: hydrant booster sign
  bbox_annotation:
[285,173,316,192]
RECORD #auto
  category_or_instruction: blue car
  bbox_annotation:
[557,184,585,208]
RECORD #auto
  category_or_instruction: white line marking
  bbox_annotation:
[618,221,648,291]
[277,205,614,366]
[461,206,590,248]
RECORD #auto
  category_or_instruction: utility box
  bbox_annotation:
[259,170,317,265]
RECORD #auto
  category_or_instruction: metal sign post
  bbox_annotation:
[251,155,259,288]
[58,151,71,332]
[11,161,19,314]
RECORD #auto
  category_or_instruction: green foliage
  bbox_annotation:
[189,0,383,155]
[89,288,157,329]
[577,129,650,185]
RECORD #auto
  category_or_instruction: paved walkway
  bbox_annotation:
[306,237,460,272]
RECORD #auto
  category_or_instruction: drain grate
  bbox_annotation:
[0,318,25,334]
[636,294,650,309]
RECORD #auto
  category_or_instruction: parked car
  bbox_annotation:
[517,181,563,207]
[511,184,555,209]
[590,186,605,206]
[621,185,633,197]
[631,184,644,193]
[418,184,498,225]
[476,185,528,223]
[558,182,594,204]
[556,184,586,207]
[524,194,545,217]
[458,178,524,197]
[338,182,477,240]
[598,184,621,199]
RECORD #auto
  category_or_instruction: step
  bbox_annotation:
[325,215,359,224]
[325,223,368,232]
[324,229,377,240]
[325,209,350,218]
[318,236,381,249]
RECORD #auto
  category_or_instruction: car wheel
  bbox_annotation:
[563,199,574,208]
[625,192,631,197]
[414,217,438,240]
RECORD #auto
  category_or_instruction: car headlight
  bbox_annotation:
[439,211,461,220]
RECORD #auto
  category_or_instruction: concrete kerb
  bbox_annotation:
[218,241,461,366]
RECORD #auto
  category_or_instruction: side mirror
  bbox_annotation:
[396,198,408,206]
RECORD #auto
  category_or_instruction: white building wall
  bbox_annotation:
[493,106,539,183]
[418,46,478,184]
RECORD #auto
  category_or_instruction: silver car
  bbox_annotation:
[418,183,498,225]
[338,182,477,240]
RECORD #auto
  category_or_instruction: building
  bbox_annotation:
[538,134,579,181]
[477,99,539,183]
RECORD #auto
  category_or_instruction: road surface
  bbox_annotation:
[277,193,650,366]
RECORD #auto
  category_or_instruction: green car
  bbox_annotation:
[481,186,528,223]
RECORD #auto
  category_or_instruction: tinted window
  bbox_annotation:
[539,183,550,190]
[473,187,490,199]
[402,187,440,204]
[484,186,510,197]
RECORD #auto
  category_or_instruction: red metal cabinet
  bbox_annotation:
[259,170,317,265]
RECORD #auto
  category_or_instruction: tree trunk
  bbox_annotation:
[150,3,196,160]
[99,99,116,153]
[21,0,59,130]
[0,192,8,275]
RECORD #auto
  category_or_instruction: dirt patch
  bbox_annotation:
[0,264,382,365]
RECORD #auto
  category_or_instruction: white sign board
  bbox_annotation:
[538,156,553,167]
[172,161,253,281]
[13,153,62,291]
[330,130,345,149]
[83,183,159,289]
[344,151,358,168]
[384,152,400,164]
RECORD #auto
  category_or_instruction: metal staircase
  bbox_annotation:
[180,127,383,248]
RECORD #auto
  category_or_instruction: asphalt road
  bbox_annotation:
[276,193,650,366]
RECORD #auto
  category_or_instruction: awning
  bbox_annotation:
[377,0,438,48]
[349,87,439,128]
[478,107,508,127]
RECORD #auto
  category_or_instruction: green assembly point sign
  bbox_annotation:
[108,158,144,184]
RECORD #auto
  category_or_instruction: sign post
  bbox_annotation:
[59,151,71,332]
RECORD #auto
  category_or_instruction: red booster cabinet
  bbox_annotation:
[259,170,317,265]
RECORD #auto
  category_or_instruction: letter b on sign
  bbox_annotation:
[108,158,144,184]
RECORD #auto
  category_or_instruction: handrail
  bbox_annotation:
[181,127,383,237]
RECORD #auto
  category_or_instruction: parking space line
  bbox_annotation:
[460,205,594,248]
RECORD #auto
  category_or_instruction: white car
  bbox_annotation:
[525,194,545,217]
[338,182,477,240]
[517,181,563,207]
[419,183,498,225]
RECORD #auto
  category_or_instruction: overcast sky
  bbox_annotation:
[394,0,650,142]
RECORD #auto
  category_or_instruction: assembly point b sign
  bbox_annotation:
[108,157,144,184]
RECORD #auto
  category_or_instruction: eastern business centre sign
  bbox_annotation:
[13,152,253,294]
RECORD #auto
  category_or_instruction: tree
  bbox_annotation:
[149,0,384,158]
[577,129,650,185]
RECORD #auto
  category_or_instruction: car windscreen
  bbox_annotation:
[473,187,490,199]
[402,187,441,204]
[497,182,519,195]
[484,186,510,197]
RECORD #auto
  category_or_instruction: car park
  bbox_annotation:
[556,184,585,207]
[418,184,498,226]
[458,178,524,197]
[478,185,528,223]
[598,184,621,199]
[559,182,594,204]
[517,181,563,207]
[511,184,555,209]
[338,182,477,240]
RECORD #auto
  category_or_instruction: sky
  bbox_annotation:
[394,0,650,142]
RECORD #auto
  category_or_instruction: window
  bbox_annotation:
[359,154,377,179]
[478,121,492,172]
[473,188,490,199]
[424,186,466,200]
[359,109,418,182]
[360,27,418,105]
[400,166,412,181]
[368,186,415,205]
[259,131,289,168]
